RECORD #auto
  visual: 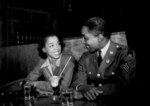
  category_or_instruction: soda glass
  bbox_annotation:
[61,89,74,106]
[50,76,61,102]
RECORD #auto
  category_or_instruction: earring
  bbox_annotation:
[42,48,46,52]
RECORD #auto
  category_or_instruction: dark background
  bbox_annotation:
[1,0,145,37]
[6,0,147,83]
[0,0,148,102]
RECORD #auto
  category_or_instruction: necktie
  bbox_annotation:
[97,50,102,67]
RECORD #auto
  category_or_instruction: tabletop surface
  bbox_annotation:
[0,86,137,106]
[0,94,131,106]
[0,98,118,106]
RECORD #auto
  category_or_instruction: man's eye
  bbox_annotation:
[49,45,54,48]
[58,42,60,45]
[84,37,88,41]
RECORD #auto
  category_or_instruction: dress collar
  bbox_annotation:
[41,54,62,68]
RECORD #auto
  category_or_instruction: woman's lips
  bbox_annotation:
[53,51,60,55]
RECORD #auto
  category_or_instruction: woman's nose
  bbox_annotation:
[55,45,60,50]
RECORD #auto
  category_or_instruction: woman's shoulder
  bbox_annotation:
[62,52,76,62]
[36,58,47,67]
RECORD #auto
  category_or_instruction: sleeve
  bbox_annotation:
[33,81,53,92]
[61,56,76,90]
[71,54,88,90]
[97,47,136,95]
[118,48,136,86]
[26,60,43,81]
[25,60,53,91]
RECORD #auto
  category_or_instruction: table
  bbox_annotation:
[0,98,117,106]
[1,94,129,106]
[0,88,131,106]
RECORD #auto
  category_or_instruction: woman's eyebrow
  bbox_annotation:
[48,42,54,45]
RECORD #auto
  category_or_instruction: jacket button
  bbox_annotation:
[112,72,115,75]
[99,83,102,86]
[97,73,100,77]
[1,92,4,96]
[89,72,91,74]
[110,51,114,55]
[106,59,110,63]
[116,45,119,48]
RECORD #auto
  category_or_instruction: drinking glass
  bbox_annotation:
[24,85,31,100]
[61,89,74,106]
[50,76,60,95]
[50,76,61,103]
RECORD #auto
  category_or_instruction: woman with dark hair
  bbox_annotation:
[26,33,76,93]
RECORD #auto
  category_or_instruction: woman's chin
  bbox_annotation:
[53,55,61,59]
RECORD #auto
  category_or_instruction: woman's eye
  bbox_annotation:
[49,45,54,48]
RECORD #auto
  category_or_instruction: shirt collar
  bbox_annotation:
[41,58,50,68]
[41,54,62,68]
[101,40,110,58]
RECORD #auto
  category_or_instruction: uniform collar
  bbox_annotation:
[98,41,119,78]
[101,40,110,58]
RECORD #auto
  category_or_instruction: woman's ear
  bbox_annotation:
[42,48,46,53]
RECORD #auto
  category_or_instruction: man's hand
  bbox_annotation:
[83,87,99,100]
[78,85,101,101]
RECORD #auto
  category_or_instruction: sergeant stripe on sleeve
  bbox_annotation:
[121,63,129,72]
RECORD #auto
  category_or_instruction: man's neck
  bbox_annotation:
[99,38,109,50]
[98,39,110,58]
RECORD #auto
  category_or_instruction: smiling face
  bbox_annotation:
[81,26,101,52]
[42,36,61,59]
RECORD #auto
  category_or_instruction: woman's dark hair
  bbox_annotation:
[37,33,65,59]
[83,17,110,38]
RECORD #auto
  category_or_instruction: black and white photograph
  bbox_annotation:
[0,0,147,106]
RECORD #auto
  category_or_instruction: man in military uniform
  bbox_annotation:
[72,17,136,101]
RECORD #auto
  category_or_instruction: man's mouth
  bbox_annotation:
[85,45,90,49]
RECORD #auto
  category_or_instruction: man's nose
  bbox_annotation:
[83,42,89,49]
[81,38,85,44]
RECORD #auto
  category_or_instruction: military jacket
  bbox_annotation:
[72,41,136,96]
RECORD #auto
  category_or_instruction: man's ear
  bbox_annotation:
[98,34,103,42]
[42,48,46,53]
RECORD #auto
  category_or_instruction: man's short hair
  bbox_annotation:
[83,17,110,38]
